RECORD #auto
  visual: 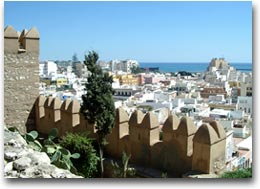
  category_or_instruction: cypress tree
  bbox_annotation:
[81,51,115,177]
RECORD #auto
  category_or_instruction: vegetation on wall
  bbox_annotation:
[219,168,252,178]
[21,128,80,174]
[23,130,43,151]
[111,151,136,178]
[17,127,99,178]
[59,132,99,178]
[42,128,80,174]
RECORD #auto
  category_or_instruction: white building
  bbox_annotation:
[39,63,45,77]
[112,80,120,88]
[229,110,244,120]
[227,70,236,81]
[233,124,247,138]
[154,90,176,102]
[109,60,120,72]
[39,61,58,79]
[132,91,154,103]
[209,94,226,103]
[209,109,230,119]
[173,81,192,94]
[114,86,142,97]
[238,72,252,83]
[225,129,234,170]
[109,59,139,73]
[81,65,90,78]
[172,98,185,109]
[240,79,253,97]
[237,96,252,115]
[65,66,77,85]
[232,136,252,169]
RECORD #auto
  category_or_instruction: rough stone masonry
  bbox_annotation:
[4,127,82,178]
[4,25,40,134]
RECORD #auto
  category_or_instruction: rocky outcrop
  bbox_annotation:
[4,127,82,178]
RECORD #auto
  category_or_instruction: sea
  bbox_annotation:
[139,63,252,73]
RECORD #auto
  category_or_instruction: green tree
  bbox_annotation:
[72,53,78,63]
[81,51,115,177]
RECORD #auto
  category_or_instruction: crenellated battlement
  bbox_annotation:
[4,25,40,133]
[4,25,40,54]
[34,95,226,176]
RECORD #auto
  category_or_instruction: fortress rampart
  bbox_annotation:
[35,95,226,176]
[4,26,40,133]
[4,25,226,177]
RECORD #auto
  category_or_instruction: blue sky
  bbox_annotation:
[4,1,252,63]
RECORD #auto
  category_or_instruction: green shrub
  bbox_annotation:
[111,151,136,178]
[21,128,80,174]
[23,130,42,151]
[220,168,252,178]
[41,128,80,174]
[59,132,99,178]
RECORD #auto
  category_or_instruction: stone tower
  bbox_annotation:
[4,25,40,134]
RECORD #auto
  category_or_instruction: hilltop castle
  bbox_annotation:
[4,25,226,177]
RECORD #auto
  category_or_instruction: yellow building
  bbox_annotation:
[56,77,68,88]
[40,78,51,86]
[112,75,120,82]
[228,81,241,88]
[117,74,139,86]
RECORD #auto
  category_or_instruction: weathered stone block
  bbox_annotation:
[13,157,32,171]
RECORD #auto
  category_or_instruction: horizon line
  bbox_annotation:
[139,62,252,64]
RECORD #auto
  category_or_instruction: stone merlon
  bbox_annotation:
[4,25,40,53]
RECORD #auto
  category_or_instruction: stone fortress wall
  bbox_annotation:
[4,25,227,177]
[4,26,40,134]
[35,95,227,176]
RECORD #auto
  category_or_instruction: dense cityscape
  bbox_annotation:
[4,1,252,181]
[39,56,253,173]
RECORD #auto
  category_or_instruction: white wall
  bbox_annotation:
[40,61,57,79]
[209,95,225,102]
[233,126,247,138]
[172,98,185,108]
[230,110,244,119]
[154,92,171,102]
[225,130,234,164]
[237,96,252,114]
